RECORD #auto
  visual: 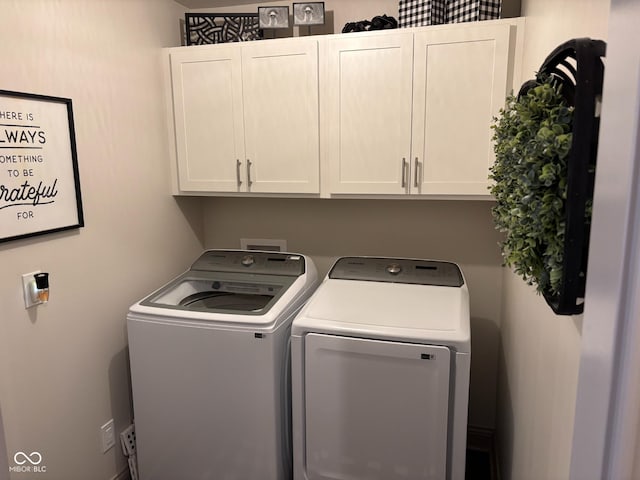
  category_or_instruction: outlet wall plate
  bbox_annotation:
[101,419,116,453]
[22,271,41,309]
[120,423,136,456]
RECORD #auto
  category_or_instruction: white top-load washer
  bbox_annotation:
[291,256,470,480]
[127,250,318,480]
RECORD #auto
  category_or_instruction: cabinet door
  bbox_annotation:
[170,46,245,192]
[323,33,414,194]
[242,39,320,194]
[411,24,511,195]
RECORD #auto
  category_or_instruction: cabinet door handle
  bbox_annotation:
[236,159,242,187]
[246,159,253,187]
[401,158,408,189]
[414,157,421,188]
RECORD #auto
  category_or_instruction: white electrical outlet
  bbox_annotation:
[101,419,116,453]
[120,423,136,456]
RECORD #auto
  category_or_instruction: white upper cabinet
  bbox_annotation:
[168,38,320,194]
[323,21,516,197]
[411,24,510,195]
[170,45,244,192]
[322,33,414,195]
[241,40,319,194]
[165,20,521,198]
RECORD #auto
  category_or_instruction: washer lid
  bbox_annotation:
[133,250,315,323]
[139,271,294,316]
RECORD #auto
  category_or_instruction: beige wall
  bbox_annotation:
[635,424,640,480]
[203,197,504,428]
[0,1,203,479]
[191,0,400,36]
[498,271,583,479]
[496,1,611,479]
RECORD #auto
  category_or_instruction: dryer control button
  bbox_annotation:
[241,255,255,266]
[386,263,402,275]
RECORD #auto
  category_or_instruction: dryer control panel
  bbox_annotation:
[329,256,463,287]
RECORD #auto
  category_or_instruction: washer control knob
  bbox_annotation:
[386,263,402,275]
[241,255,255,266]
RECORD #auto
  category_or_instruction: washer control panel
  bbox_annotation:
[191,250,305,276]
[329,257,463,287]
[386,263,402,275]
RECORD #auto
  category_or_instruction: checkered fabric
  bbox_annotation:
[446,0,502,23]
[398,0,447,28]
[399,0,501,27]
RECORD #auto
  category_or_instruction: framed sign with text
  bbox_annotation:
[0,90,83,243]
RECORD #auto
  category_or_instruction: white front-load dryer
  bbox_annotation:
[127,250,318,480]
[291,256,470,480]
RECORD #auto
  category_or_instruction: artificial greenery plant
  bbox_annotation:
[489,75,579,296]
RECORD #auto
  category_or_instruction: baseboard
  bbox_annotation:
[467,426,500,480]
[109,429,496,480]
[110,466,130,480]
[467,425,494,451]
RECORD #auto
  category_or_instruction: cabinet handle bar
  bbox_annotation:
[401,158,408,189]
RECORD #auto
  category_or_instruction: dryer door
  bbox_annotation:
[304,333,451,480]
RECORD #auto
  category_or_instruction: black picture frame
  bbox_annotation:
[185,13,263,45]
[258,6,290,29]
[0,89,84,243]
[293,2,326,26]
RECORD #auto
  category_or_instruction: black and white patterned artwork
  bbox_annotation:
[185,13,263,45]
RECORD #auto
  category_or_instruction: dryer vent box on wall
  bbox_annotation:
[240,238,287,252]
